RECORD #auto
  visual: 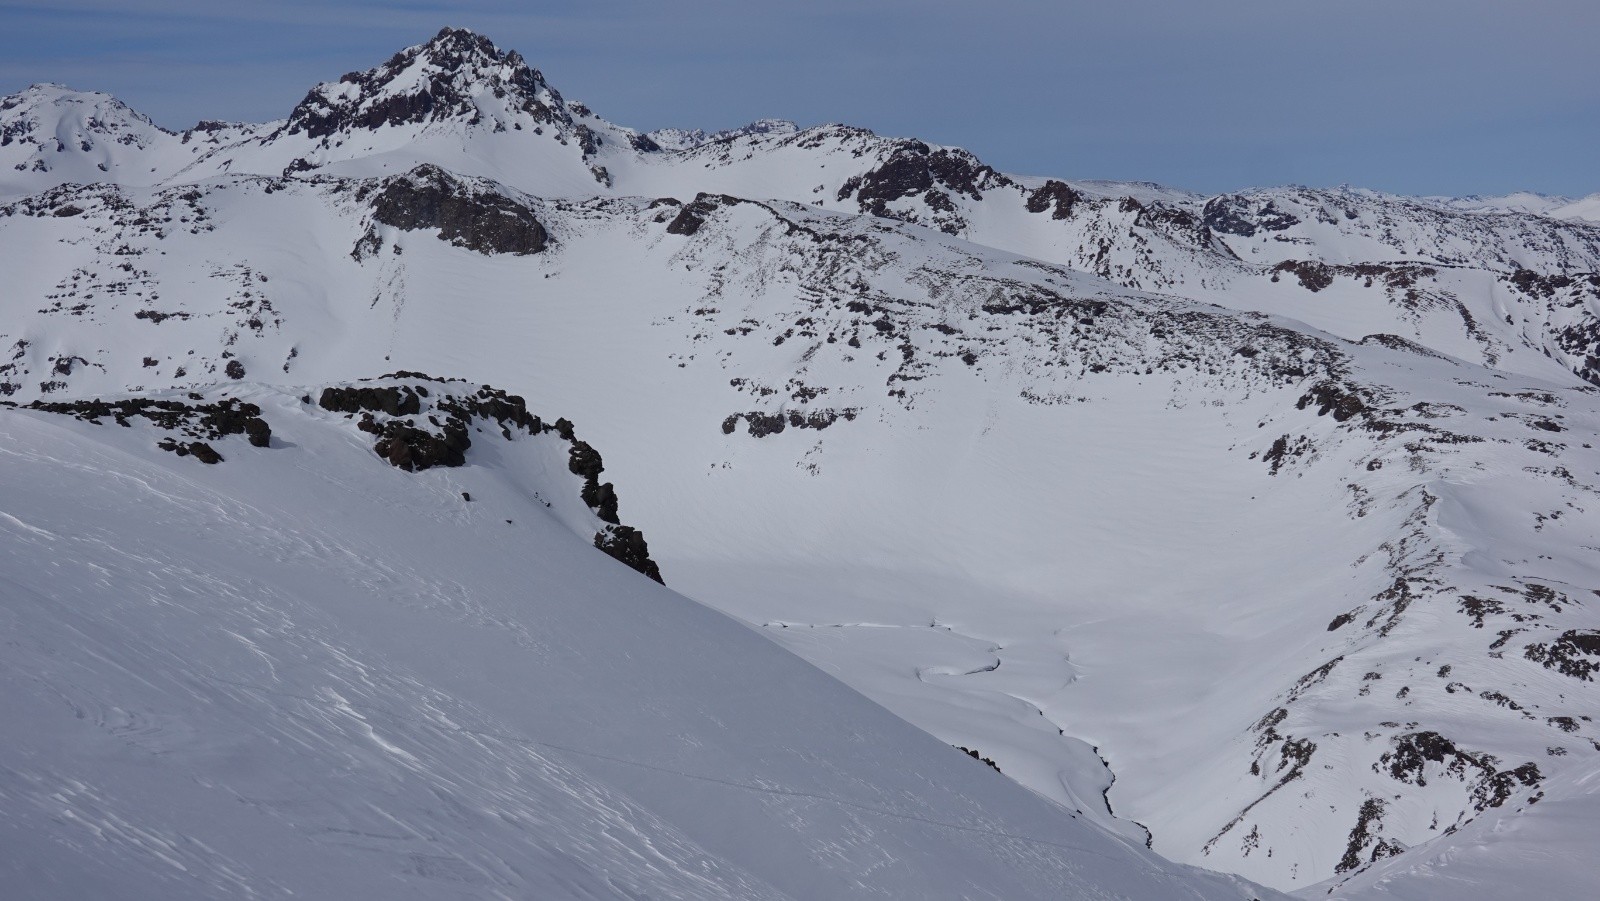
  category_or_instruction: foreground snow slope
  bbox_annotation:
[0,380,1271,900]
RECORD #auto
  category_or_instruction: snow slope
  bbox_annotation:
[3,165,1596,895]
[1438,191,1600,224]
[0,83,258,198]
[1307,761,1600,899]
[0,378,1271,900]
[4,25,1600,898]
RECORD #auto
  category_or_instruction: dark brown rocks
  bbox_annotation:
[1025,180,1079,220]
[1298,381,1368,422]
[318,384,422,417]
[369,165,549,256]
[28,395,271,450]
[157,437,223,463]
[1524,630,1600,680]
[373,420,468,471]
[594,525,663,583]
[284,28,568,140]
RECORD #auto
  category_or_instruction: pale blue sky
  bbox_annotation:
[2,0,1596,198]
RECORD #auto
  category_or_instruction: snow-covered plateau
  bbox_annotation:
[3,26,1599,899]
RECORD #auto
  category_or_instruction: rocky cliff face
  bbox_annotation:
[357,165,550,258]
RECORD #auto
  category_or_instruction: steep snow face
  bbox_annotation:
[0,378,1274,901]
[608,119,1025,237]
[1171,187,1600,386]
[1196,187,1600,272]
[0,85,268,200]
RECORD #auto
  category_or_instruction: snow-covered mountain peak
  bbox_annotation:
[0,83,181,194]
[281,27,569,142]
[0,82,167,134]
[169,28,642,194]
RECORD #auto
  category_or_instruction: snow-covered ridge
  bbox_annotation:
[646,117,799,151]
[2,84,175,195]
[1433,190,1600,223]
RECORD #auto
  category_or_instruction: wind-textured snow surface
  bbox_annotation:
[0,381,1271,901]
[3,24,1600,899]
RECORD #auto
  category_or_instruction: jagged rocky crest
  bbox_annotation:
[837,139,1012,236]
[2,375,664,585]
[284,28,571,142]
[10,394,271,465]
[645,118,799,152]
[315,373,663,583]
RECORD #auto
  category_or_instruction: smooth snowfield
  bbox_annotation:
[0,387,1273,900]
